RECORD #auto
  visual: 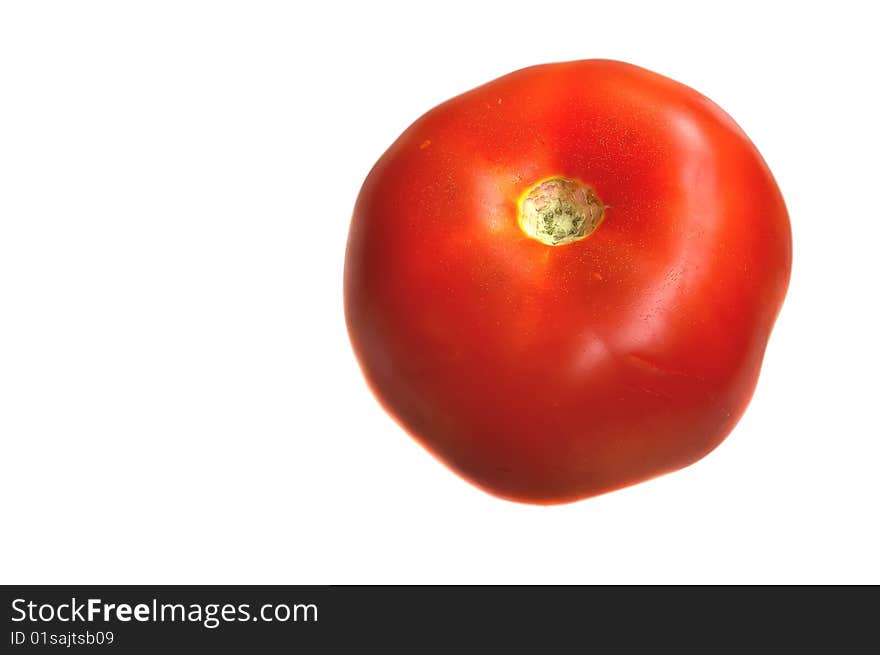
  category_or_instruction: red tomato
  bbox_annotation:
[344,60,791,504]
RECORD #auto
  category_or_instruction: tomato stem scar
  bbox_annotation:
[517,177,605,246]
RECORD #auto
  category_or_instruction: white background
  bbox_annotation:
[1,1,877,584]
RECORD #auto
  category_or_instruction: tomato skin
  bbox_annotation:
[344,60,791,504]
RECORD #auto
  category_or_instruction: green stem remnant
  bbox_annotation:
[518,177,605,246]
